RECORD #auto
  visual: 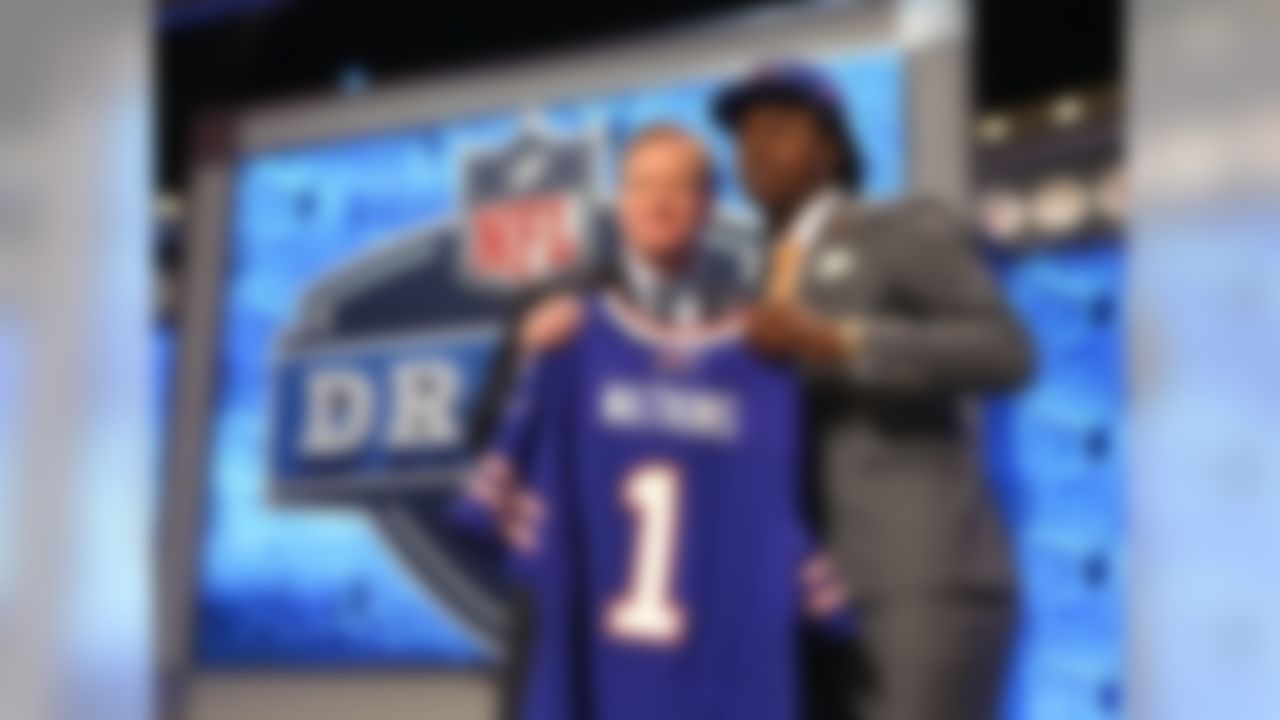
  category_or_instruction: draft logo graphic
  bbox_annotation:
[269,125,755,648]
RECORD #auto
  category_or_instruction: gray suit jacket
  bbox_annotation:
[795,196,1032,600]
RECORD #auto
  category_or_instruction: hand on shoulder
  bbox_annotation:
[518,292,585,356]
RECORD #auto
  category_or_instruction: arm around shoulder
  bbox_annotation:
[831,199,1034,395]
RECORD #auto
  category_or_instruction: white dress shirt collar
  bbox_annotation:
[784,186,843,248]
[620,246,704,325]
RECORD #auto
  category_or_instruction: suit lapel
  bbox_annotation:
[801,196,860,300]
[813,196,859,251]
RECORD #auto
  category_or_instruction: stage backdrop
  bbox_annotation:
[196,49,908,666]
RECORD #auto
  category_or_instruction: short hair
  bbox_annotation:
[621,123,716,191]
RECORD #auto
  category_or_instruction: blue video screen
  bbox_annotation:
[986,239,1126,720]
[196,49,908,667]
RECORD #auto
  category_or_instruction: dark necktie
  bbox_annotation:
[654,282,682,324]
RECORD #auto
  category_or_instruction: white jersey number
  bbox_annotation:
[606,462,687,646]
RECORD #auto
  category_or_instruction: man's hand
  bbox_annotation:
[745,301,859,366]
[518,293,585,356]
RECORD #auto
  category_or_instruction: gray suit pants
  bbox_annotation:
[808,592,1015,720]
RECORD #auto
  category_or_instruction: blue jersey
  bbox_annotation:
[465,293,841,720]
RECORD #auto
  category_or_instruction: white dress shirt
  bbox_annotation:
[784,185,843,248]
[763,186,843,302]
[620,247,705,326]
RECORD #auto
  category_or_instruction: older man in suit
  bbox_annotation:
[471,123,747,720]
[715,63,1033,720]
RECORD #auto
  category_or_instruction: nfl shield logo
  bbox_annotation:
[463,128,598,285]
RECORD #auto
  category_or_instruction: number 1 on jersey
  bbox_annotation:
[606,462,687,646]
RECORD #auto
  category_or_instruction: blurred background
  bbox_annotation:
[11,0,1280,718]
[153,2,1123,718]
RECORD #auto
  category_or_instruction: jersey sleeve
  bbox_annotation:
[453,350,568,555]
[453,344,592,720]
[508,348,593,720]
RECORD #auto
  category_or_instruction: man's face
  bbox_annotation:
[618,133,711,271]
[735,102,836,215]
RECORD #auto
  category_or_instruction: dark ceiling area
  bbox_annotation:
[975,0,1120,108]
[158,0,1119,193]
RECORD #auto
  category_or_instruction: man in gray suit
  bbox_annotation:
[714,63,1033,720]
